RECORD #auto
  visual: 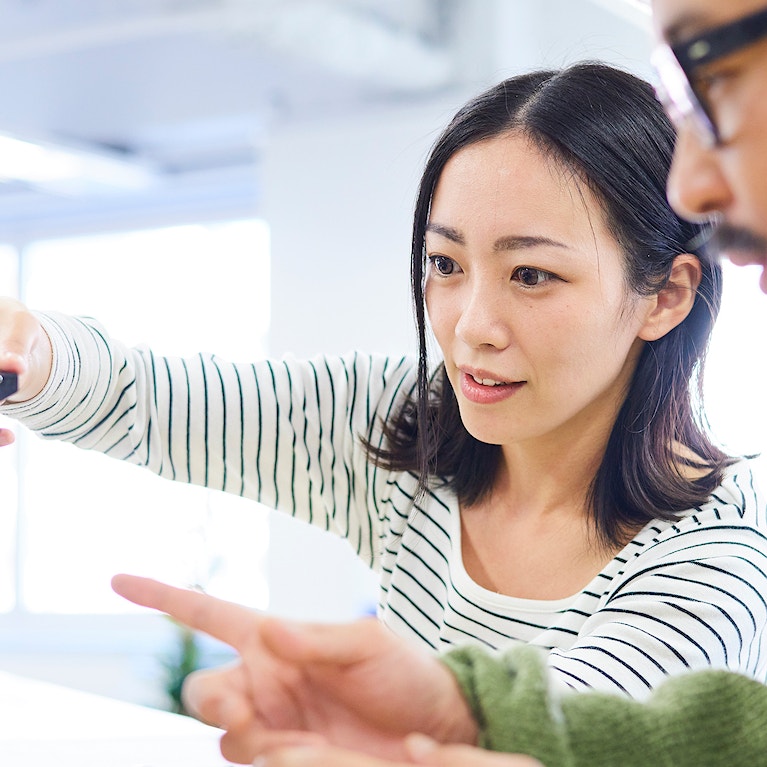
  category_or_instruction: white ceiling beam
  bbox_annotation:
[0,132,158,195]
[0,0,453,91]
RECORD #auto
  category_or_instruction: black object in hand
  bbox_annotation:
[0,371,18,400]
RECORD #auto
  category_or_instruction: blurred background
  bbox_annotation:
[0,0,764,711]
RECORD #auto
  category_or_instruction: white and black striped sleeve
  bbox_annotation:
[4,312,418,567]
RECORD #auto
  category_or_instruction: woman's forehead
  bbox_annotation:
[429,134,612,245]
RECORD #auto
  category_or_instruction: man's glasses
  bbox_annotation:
[652,5,767,147]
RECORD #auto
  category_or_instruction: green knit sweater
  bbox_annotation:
[442,645,767,766]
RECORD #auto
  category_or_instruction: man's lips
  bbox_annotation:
[722,248,766,267]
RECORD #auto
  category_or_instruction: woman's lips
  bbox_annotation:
[459,370,525,404]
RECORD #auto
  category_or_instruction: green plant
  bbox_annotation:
[162,618,202,716]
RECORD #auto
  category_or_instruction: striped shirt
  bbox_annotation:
[8,312,767,699]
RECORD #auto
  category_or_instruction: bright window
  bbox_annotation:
[705,260,767,481]
[6,221,272,614]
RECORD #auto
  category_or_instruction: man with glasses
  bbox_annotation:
[652,0,767,294]
[109,3,767,766]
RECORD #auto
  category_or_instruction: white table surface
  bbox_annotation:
[0,670,237,766]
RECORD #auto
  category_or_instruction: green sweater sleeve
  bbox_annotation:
[441,645,767,767]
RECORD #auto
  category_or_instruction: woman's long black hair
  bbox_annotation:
[366,62,733,548]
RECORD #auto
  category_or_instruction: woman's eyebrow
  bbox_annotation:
[426,224,568,253]
[493,235,569,252]
[426,222,464,244]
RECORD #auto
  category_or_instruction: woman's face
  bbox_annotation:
[424,132,656,452]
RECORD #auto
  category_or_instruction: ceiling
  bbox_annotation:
[0,0,651,239]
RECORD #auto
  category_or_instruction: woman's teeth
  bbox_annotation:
[471,374,507,387]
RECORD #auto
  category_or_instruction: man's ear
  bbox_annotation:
[638,254,703,342]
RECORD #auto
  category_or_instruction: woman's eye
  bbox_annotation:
[429,255,459,276]
[511,266,554,287]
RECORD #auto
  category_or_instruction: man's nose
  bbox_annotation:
[667,124,732,223]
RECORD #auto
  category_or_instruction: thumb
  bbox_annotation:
[405,736,544,766]
[404,733,439,763]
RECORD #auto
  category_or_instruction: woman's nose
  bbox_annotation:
[667,124,732,223]
[454,286,512,350]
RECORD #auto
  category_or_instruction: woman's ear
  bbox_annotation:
[638,254,703,342]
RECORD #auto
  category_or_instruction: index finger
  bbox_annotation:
[111,573,260,650]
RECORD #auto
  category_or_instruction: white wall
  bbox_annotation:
[265,106,434,359]
[493,0,652,78]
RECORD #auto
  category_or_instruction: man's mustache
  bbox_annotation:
[706,222,767,258]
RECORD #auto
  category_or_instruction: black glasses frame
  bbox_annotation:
[673,5,767,71]
[654,5,767,146]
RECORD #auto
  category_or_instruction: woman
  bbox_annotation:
[2,62,765,698]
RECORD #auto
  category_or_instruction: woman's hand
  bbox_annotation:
[111,575,478,764]
[0,297,52,442]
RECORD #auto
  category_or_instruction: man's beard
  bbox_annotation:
[707,222,767,261]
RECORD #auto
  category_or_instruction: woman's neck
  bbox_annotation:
[461,434,626,600]
[493,421,610,523]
